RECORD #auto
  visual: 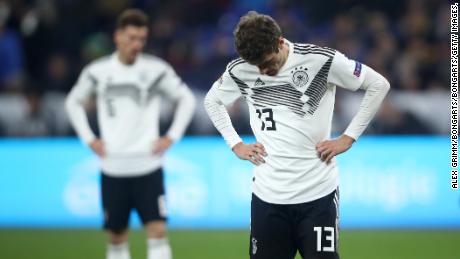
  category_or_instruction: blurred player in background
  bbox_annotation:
[66,9,195,259]
[204,11,390,259]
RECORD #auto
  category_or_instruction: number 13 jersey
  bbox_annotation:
[211,40,368,204]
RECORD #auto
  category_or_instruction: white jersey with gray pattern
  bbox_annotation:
[69,52,186,175]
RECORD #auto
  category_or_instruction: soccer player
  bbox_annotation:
[204,11,390,259]
[66,9,195,259]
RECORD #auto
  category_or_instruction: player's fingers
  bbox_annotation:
[254,142,262,148]
[245,152,254,160]
[255,142,266,152]
[316,143,329,153]
[317,140,332,149]
[252,153,265,164]
[247,151,264,165]
[249,150,262,163]
[325,150,336,164]
[95,150,102,157]
[320,148,332,161]
[316,142,325,150]
[316,145,324,153]
[253,146,266,157]
[258,147,268,156]
[153,143,166,155]
[248,155,260,165]
[95,145,106,157]
[153,143,160,154]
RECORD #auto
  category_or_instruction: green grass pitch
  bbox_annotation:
[0,229,458,259]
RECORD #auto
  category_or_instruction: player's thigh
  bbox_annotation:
[297,190,339,259]
[250,194,297,259]
[101,172,133,232]
[132,168,167,224]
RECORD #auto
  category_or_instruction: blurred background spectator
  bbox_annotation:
[0,0,449,138]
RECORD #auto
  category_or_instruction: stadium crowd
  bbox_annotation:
[0,0,449,137]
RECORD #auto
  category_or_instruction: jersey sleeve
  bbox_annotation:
[70,67,97,101]
[211,69,242,106]
[327,51,368,91]
[156,63,187,100]
[65,66,97,144]
[342,66,390,140]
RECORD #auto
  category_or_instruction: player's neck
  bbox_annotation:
[117,53,137,65]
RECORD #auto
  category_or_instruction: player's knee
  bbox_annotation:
[111,228,126,235]
[145,221,167,238]
[108,228,128,244]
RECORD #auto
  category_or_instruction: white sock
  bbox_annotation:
[147,237,172,259]
[107,242,131,259]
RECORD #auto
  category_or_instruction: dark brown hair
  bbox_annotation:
[233,11,282,64]
[116,9,148,29]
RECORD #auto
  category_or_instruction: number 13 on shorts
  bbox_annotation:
[313,226,335,252]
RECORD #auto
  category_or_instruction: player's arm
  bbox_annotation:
[316,51,390,163]
[203,72,267,165]
[65,67,105,156]
[155,65,196,155]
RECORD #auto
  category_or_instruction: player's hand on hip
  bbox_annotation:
[232,142,267,165]
[316,135,355,164]
[153,136,173,155]
[89,139,106,157]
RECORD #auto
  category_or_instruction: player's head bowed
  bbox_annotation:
[234,11,282,66]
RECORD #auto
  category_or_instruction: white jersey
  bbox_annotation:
[207,40,370,204]
[66,53,195,176]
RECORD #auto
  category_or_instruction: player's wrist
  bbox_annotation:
[341,134,355,146]
[88,138,99,146]
[163,135,175,143]
[231,141,244,152]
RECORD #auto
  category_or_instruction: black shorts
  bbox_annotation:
[101,168,166,232]
[250,190,339,259]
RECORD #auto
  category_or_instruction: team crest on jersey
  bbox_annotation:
[291,66,309,87]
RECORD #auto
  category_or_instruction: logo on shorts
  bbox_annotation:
[251,237,258,255]
[291,66,309,87]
